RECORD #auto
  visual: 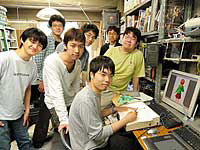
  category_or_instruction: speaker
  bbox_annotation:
[145,43,160,66]
[102,9,119,30]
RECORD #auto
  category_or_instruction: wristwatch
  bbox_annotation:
[111,105,116,114]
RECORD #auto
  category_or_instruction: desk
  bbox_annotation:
[133,126,180,150]
[112,94,181,149]
[112,94,200,149]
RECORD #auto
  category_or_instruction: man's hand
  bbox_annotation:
[38,81,44,93]
[23,111,29,127]
[124,111,137,124]
[58,123,69,134]
[0,121,4,127]
[115,106,137,112]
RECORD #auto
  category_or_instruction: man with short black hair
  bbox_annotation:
[32,14,65,148]
[69,56,139,150]
[100,26,121,56]
[105,27,145,92]
[56,23,99,86]
[0,28,47,150]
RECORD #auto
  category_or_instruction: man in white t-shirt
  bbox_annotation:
[0,28,47,150]
[43,28,85,134]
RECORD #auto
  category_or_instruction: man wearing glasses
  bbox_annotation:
[104,27,145,105]
[32,14,65,148]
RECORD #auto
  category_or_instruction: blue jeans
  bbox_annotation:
[0,115,31,150]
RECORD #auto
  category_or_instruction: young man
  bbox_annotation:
[32,14,65,148]
[105,27,145,93]
[69,56,138,150]
[100,26,121,56]
[43,28,85,134]
[57,23,99,87]
[0,28,47,150]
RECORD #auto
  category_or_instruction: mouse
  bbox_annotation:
[147,128,160,135]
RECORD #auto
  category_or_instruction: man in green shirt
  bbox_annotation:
[105,27,145,92]
[103,27,145,108]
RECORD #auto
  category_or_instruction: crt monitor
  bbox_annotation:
[162,70,200,118]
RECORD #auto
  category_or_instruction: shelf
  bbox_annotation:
[125,0,152,16]
[160,37,200,43]
[143,77,155,83]
[5,26,15,31]
[141,31,159,37]
[163,58,198,62]
[8,47,18,49]
[161,77,168,81]
[7,38,17,41]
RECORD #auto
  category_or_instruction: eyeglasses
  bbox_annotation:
[124,35,137,41]
[85,33,96,40]
[52,24,63,28]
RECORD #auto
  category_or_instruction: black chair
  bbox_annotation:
[60,128,72,150]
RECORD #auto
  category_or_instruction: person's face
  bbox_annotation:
[23,38,43,57]
[65,40,84,60]
[122,32,138,51]
[84,30,96,46]
[108,30,118,43]
[51,21,64,36]
[90,68,113,93]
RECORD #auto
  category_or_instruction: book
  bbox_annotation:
[118,102,160,131]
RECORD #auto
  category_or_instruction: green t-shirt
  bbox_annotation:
[105,46,145,92]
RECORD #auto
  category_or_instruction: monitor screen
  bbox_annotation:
[162,70,200,117]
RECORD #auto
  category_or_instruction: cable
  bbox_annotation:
[137,129,149,139]
[80,5,92,24]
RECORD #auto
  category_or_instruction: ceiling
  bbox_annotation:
[1,0,119,12]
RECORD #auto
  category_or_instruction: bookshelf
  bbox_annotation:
[0,26,18,52]
[154,0,200,102]
[122,0,161,97]
[122,0,199,101]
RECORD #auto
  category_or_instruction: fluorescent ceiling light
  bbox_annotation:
[36,0,64,20]
[36,8,64,20]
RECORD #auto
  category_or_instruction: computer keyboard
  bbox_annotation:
[149,103,183,129]
[172,126,200,150]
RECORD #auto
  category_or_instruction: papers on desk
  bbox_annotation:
[118,102,160,131]
[112,92,153,106]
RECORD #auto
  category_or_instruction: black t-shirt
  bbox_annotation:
[55,41,60,49]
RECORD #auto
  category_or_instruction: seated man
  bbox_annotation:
[100,25,121,56]
[69,56,139,150]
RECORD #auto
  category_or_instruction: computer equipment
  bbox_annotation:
[147,128,160,135]
[149,70,200,128]
[172,125,200,150]
[149,103,182,128]
[143,125,200,150]
[162,70,200,118]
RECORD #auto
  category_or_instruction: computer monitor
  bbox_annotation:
[162,70,200,118]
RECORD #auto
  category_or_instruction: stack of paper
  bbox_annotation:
[118,102,160,131]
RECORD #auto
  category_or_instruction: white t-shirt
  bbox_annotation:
[43,52,81,124]
[0,50,37,120]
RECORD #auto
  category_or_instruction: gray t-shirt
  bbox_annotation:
[69,85,113,150]
[0,50,37,120]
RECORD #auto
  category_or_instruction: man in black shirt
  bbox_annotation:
[100,26,121,56]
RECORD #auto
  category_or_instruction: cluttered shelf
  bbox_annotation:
[163,58,199,62]
[159,37,200,43]
[141,31,159,37]
[125,0,152,16]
